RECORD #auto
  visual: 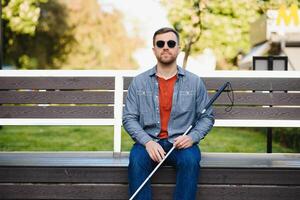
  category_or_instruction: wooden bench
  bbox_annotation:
[0,70,300,200]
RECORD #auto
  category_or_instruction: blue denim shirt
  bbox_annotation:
[122,66,215,146]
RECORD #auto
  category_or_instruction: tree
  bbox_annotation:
[162,0,207,69]
[256,0,300,14]
[58,0,143,69]
[2,0,47,35]
[163,0,300,70]
[2,0,73,69]
[2,0,143,69]
[163,0,260,69]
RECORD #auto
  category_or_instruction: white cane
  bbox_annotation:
[129,82,232,200]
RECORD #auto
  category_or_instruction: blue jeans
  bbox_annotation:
[128,139,201,200]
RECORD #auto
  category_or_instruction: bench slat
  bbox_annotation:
[1,167,299,185]
[0,184,299,200]
[0,106,114,118]
[0,77,115,90]
[203,78,300,91]
[214,107,300,120]
[1,152,299,168]
[123,92,300,106]
[210,92,300,106]
[2,107,297,119]
[123,77,300,91]
[1,119,299,126]
[0,91,114,104]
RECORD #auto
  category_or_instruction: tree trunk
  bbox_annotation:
[182,40,192,69]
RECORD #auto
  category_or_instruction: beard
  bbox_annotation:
[157,52,177,65]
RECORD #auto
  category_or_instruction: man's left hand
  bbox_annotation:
[174,135,193,149]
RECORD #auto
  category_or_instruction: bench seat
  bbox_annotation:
[0,152,299,200]
[0,152,300,168]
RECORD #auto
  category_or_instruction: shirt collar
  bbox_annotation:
[148,65,185,77]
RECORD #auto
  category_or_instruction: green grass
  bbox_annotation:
[0,126,296,153]
[199,127,295,153]
[0,126,114,151]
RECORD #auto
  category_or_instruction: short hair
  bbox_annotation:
[153,27,180,46]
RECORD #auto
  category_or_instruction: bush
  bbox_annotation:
[273,128,300,152]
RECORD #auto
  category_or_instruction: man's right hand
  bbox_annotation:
[145,141,166,162]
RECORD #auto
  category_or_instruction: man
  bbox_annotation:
[122,27,214,200]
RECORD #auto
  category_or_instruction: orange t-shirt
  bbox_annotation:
[157,74,177,139]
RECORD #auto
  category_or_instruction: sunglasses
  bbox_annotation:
[156,40,177,48]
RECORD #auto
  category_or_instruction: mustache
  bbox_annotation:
[161,51,171,55]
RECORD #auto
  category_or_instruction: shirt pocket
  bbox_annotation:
[137,90,155,126]
[178,90,195,112]
[137,90,153,112]
[137,90,153,96]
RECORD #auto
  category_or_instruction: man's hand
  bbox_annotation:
[145,141,166,162]
[174,135,193,149]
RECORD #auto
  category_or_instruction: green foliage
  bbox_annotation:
[165,0,202,48]
[161,0,203,68]
[3,0,73,69]
[2,0,143,69]
[273,128,300,152]
[163,0,300,69]
[256,0,300,13]
[2,0,47,35]
[202,0,262,69]
[163,0,260,69]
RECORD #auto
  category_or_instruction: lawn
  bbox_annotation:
[0,126,295,153]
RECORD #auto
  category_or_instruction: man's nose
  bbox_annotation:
[163,44,169,50]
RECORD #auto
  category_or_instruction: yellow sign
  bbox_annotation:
[276,4,299,26]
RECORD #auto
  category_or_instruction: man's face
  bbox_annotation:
[152,32,180,66]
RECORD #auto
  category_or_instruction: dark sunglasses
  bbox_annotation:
[156,40,177,48]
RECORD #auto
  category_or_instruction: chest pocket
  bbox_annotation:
[178,90,195,112]
[137,90,155,127]
[137,90,152,96]
[137,90,153,113]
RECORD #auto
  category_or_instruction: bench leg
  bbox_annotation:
[267,127,272,153]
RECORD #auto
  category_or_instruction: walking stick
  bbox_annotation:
[129,82,233,200]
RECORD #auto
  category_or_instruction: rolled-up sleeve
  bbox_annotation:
[122,79,153,146]
[188,78,215,144]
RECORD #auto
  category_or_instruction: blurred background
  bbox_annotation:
[2,0,300,71]
[1,0,299,153]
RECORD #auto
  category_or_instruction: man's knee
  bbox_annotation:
[176,147,201,169]
[129,143,153,169]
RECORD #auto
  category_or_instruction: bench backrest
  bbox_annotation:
[124,71,300,127]
[1,70,300,152]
